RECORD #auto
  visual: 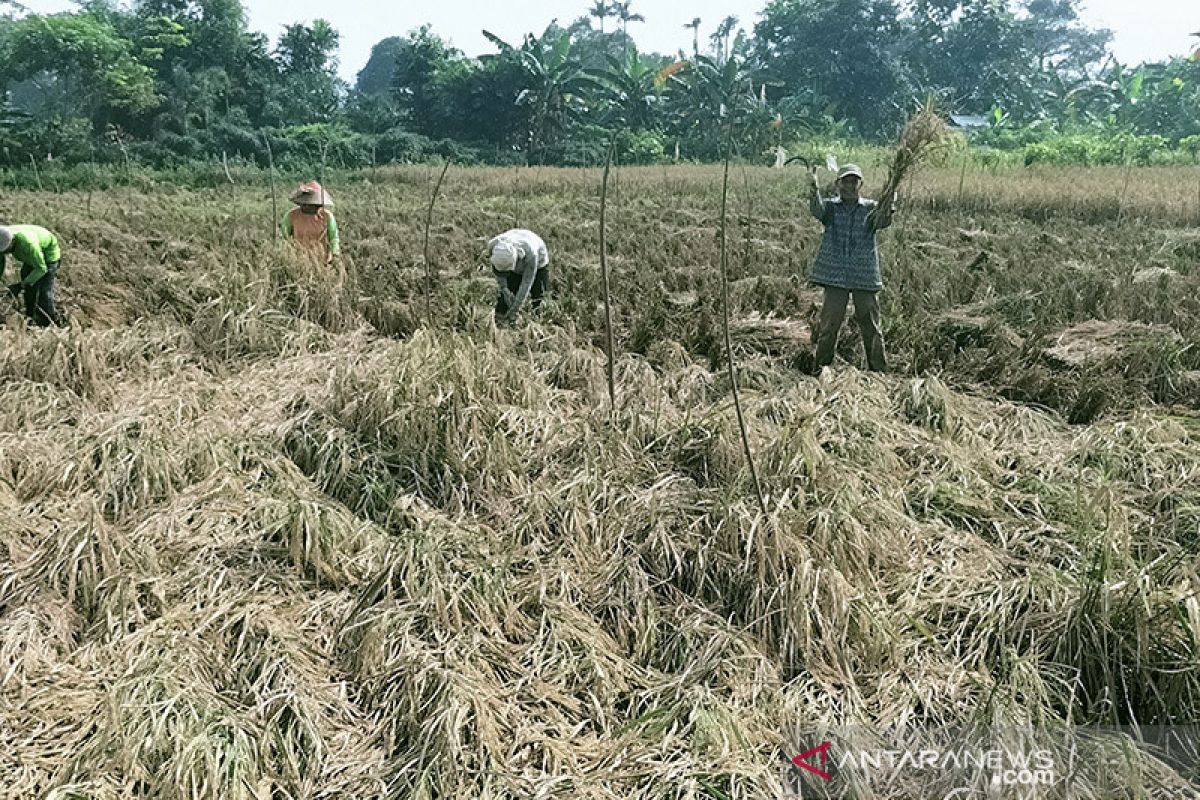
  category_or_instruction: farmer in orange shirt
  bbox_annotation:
[282,181,340,263]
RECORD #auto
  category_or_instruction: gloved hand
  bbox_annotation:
[6,283,22,299]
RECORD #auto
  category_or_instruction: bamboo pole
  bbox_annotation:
[422,159,451,327]
[263,132,279,241]
[599,142,618,412]
[719,141,768,517]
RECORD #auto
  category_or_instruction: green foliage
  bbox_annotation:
[586,48,668,131]
[614,128,667,164]
[4,12,160,118]
[2,114,93,163]
[1022,133,1174,166]
[374,127,433,163]
[1179,134,1200,160]
[753,0,911,137]
[0,0,1197,168]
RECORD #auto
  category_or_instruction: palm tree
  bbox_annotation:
[710,15,738,64]
[589,1,611,35]
[683,18,702,60]
[613,1,645,61]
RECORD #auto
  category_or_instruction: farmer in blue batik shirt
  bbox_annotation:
[807,164,895,372]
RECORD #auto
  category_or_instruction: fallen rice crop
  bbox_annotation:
[1,163,1198,798]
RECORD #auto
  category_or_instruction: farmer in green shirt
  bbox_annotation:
[0,224,64,326]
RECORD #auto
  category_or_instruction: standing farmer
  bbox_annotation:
[1,224,64,326]
[283,181,340,264]
[807,164,894,372]
[487,228,551,325]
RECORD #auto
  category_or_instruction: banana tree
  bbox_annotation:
[483,28,596,162]
[1063,61,1147,127]
[587,47,665,130]
[664,44,769,158]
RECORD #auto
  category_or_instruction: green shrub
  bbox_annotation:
[614,129,667,165]
[375,128,432,163]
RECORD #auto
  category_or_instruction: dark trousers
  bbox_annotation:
[20,262,62,327]
[495,267,551,317]
[815,286,886,372]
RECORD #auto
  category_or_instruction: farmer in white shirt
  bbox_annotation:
[487,228,551,325]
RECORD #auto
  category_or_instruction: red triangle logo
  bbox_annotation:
[791,741,834,781]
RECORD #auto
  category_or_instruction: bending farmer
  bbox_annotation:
[0,224,64,327]
[806,164,894,372]
[283,181,340,264]
[487,228,550,325]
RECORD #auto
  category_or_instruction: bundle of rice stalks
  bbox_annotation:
[644,339,694,372]
[1044,320,1184,369]
[545,345,607,398]
[896,376,962,435]
[0,592,80,689]
[1131,266,1180,285]
[724,313,812,360]
[193,600,387,796]
[0,380,78,432]
[360,297,418,339]
[934,309,1024,353]
[729,276,822,317]
[879,99,949,203]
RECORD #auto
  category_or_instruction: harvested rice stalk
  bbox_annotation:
[879,99,948,208]
[728,314,812,359]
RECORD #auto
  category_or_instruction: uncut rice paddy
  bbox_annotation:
[1,164,1198,799]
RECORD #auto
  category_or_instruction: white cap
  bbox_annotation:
[490,239,518,271]
[0,227,11,253]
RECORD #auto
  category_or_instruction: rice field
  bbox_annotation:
[1,163,1199,798]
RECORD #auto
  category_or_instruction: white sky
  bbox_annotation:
[22,0,1200,84]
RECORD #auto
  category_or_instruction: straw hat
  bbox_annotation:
[837,164,864,181]
[0,226,11,253]
[290,181,334,207]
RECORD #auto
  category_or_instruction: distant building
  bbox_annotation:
[949,114,989,131]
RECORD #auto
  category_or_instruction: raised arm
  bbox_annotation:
[808,172,830,223]
[869,189,897,231]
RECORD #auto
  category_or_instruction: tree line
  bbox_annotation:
[1,0,1198,170]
